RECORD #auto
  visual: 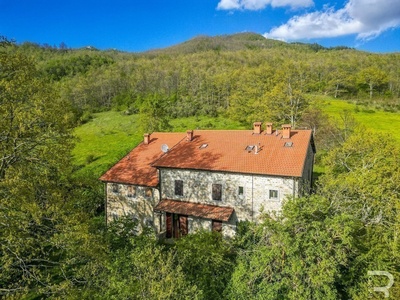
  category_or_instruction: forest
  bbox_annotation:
[0,33,399,299]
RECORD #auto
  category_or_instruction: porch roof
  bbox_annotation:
[154,199,234,222]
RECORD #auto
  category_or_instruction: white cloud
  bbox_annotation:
[217,0,313,11]
[264,0,400,41]
[217,0,241,10]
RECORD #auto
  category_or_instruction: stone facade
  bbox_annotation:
[105,183,160,233]
[101,127,315,238]
[158,168,306,237]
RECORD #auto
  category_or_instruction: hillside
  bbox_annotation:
[143,33,356,55]
[144,32,286,54]
[6,33,400,129]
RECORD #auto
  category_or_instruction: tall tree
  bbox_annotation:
[226,196,360,300]
[174,230,235,299]
[138,93,173,133]
[318,128,400,298]
[264,82,309,128]
[0,50,100,298]
[0,51,73,179]
[357,66,389,99]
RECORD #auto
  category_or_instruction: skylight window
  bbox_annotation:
[199,143,208,149]
[245,145,255,152]
[284,142,293,147]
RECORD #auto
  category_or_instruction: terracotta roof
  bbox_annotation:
[99,133,185,186]
[100,127,314,186]
[154,199,234,222]
[152,129,314,177]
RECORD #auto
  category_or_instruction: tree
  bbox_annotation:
[0,50,101,298]
[72,222,202,299]
[264,82,309,128]
[318,128,400,298]
[138,93,173,133]
[226,196,360,299]
[357,66,389,99]
[174,230,235,299]
[0,51,73,179]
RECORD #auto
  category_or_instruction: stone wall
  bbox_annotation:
[299,143,315,195]
[105,183,160,232]
[105,147,314,238]
[160,168,297,224]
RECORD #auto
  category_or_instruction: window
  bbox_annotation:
[145,188,153,198]
[127,186,137,198]
[284,142,293,147]
[212,220,222,233]
[175,180,183,196]
[212,184,222,201]
[199,143,208,149]
[269,189,279,200]
[238,186,244,196]
[112,183,119,193]
[245,145,255,152]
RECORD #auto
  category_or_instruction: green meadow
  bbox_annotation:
[73,99,400,177]
[322,98,400,140]
[72,113,246,177]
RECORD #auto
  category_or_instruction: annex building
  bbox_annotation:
[100,122,315,238]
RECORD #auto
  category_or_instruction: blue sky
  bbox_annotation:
[1,0,400,53]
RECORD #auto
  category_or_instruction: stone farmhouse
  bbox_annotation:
[100,122,315,238]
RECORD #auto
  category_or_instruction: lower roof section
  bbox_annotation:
[154,199,234,222]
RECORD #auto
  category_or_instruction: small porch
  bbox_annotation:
[154,199,234,238]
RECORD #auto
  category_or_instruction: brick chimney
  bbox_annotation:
[282,124,291,139]
[144,133,150,145]
[265,122,273,135]
[186,130,193,141]
[253,122,262,134]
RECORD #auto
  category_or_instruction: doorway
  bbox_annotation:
[166,213,188,238]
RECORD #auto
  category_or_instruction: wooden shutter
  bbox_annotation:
[212,184,222,200]
[166,213,172,238]
[212,220,222,233]
[179,215,188,236]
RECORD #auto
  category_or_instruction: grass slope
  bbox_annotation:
[72,113,246,177]
[322,98,400,141]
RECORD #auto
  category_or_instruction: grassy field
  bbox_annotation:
[72,113,246,177]
[73,99,400,177]
[321,98,400,141]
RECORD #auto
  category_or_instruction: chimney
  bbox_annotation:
[282,124,291,139]
[253,122,262,134]
[186,130,193,141]
[144,133,150,145]
[265,122,273,135]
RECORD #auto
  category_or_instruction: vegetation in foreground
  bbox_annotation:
[1,35,400,299]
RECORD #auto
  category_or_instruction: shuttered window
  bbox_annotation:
[175,180,183,196]
[212,184,222,201]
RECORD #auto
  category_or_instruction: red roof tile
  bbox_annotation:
[152,129,313,177]
[154,199,234,222]
[100,128,314,186]
[99,133,185,186]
